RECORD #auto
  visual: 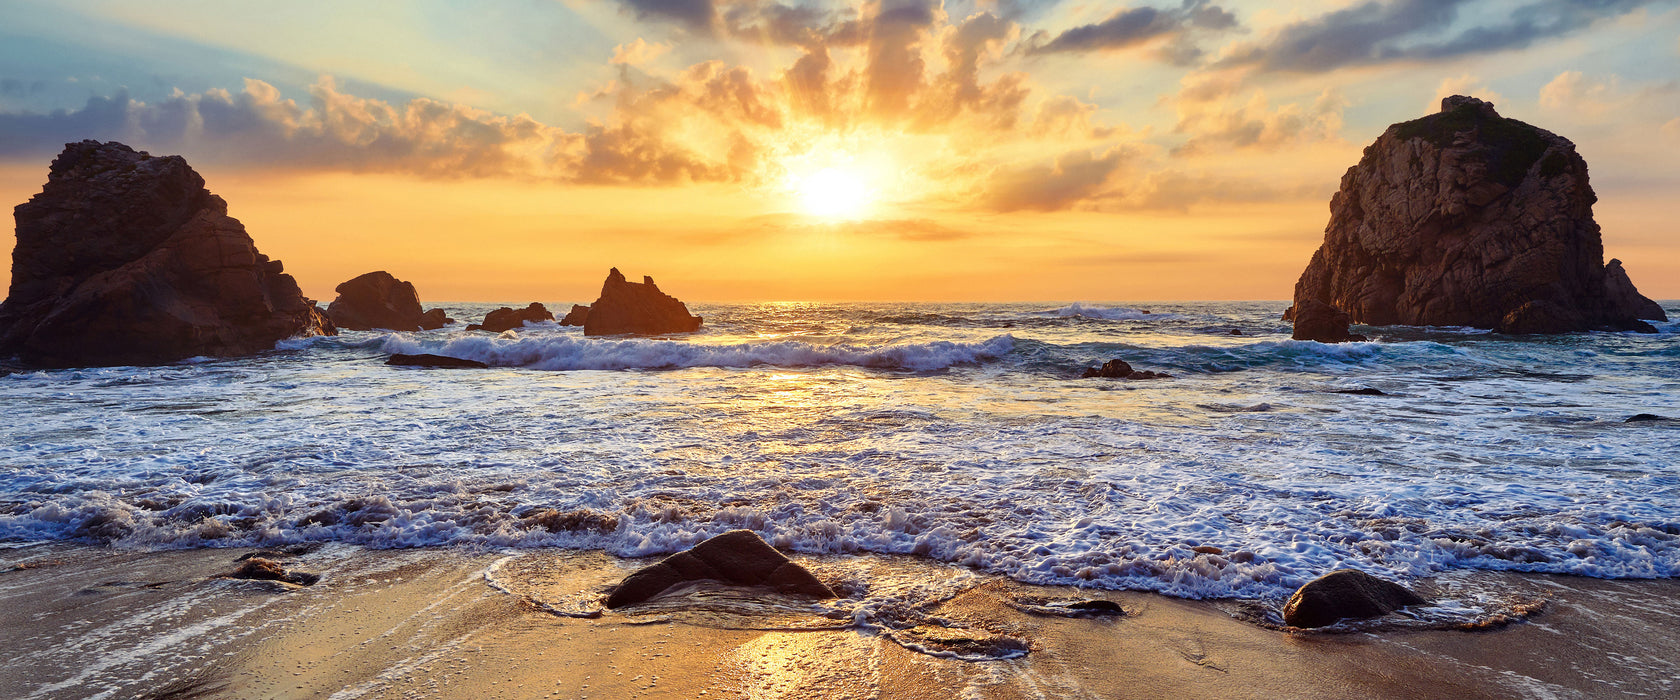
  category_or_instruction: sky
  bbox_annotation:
[0,0,1676,302]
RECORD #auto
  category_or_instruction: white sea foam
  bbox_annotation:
[1040,302,1170,321]
[379,333,1017,371]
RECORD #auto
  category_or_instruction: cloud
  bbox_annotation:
[1025,1,1240,64]
[1217,0,1658,74]
[1171,85,1347,155]
[981,147,1128,211]
[611,38,673,66]
[1540,70,1625,118]
[618,0,718,31]
[0,79,50,97]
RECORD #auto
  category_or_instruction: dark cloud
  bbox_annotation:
[1218,0,1658,73]
[0,79,50,97]
[866,0,940,118]
[981,148,1127,211]
[619,0,719,31]
[1025,1,1239,62]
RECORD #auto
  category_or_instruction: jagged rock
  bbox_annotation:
[560,304,590,326]
[1287,96,1665,336]
[0,141,333,366]
[604,530,834,609]
[1290,299,1368,343]
[1081,358,1171,379]
[467,302,553,332]
[418,308,454,330]
[583,268,702,336]
[326,271,425,331]
[1283,569,1426,628]
[386,353,487,369]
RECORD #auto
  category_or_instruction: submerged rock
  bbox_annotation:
[1282,569,1426,628]
[1333,388,1387,396]
[386,353,488,369]
[1081,358,1172,380]
[1286,96,1665,335]
[1625,414,1670,423]
[560,304,590,326]
[467,302,553,332]
[0,140,333,366]
[1290,299,1368,343]
[604,529,834,609]
[583,268,702,336]
[326,271,426,331]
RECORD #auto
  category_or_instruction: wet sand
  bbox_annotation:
[1,543,1676,699]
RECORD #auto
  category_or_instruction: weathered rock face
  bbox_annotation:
[467,302,552,332]
[1290,299,1368,343]
[606,530,834,609]
[1288,96,1665,335]
[583,268,702,336]
[1282,569,1426,628]
[560,304,590,326]
[0,141,333,367]
[326,271,424,331]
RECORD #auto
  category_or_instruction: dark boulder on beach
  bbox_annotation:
[1081,358,1172,380]
[1283,569,1426,628]
[386,353,487,369]
[467,302,553,332]
[583,268,702,336]
[560,304,590,326]
[1290,299,1367,343]
[326,271,426,331]
[0,140,334,367]
[605,529,834,609]
[1286,96,1665,336]
[218,557,320,587]
[418,308,454,330]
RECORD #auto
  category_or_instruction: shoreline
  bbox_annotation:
[2,543,1677,698]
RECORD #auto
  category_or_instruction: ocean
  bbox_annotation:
[3,300,1677,614]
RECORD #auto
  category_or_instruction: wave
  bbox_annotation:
[379,333,1017,372]
[1039,302,1174,321]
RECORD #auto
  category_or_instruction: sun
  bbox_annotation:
[795,167,872,219]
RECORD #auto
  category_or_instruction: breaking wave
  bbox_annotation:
[380,333,1017,372]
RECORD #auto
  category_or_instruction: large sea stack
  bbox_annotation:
[327,271,422,331]
[0,141,333,367]
[582,268,702,336]
[1287,96,1665,336]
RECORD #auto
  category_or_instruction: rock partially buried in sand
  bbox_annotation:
[468,302,553,332]
[386,353,488,369]
[1283,569,1426,628]
[0,140,334,367]
[604,530,834,609]
[219,557,320,587]
[1286,96,1665,335]
[583,268,702,336]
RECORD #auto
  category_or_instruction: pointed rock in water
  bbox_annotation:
[1283,569,1426,628]
[467,302,553,332]
[326,271,427,331]
[386,353,488,369]
[0,141,334,367]
[604,529,834,609]
[1290,299,1368,343]
[418,308,454,330]
[583,268,702,336]
[1286,96,1665,335]
[560,304,590,326]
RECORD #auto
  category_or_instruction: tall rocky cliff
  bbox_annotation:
[1287,96,1664,335]
[0,140,333,367]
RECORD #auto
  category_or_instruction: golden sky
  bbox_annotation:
[1,0,1676,302]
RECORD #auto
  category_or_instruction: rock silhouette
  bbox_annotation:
[0,141,333,367]
[418,308,454,330]
[1283,569,1426,628]
[1290,299,1368,343]
[605,530,834,608]
[583,268,702,336]
[326,271,425,331]
[560,304,590,326]
[386,353,487,369]
[467,302,553,332]
[1287,96,1665,335]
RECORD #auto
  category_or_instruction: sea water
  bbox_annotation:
[2,301,1677,605]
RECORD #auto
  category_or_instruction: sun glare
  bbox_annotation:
[796,167,872,220]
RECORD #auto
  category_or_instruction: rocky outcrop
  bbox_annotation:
[386,353,487,369]
[583,268,702,336]
[418,308,454,330]
[560,304,590,326]
[1080,358,1172,379]
[1290,299,1368,343]
[0,141,333,367]
[326,271,424,331]
[1287,96,1665,335]
[1282,569,1426,628]
[605,530,834,609]
[467,302,552,332]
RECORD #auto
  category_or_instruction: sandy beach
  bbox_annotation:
[2,542,1675,699]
